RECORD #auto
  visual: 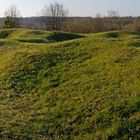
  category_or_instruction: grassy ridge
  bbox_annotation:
[0,29,140,139]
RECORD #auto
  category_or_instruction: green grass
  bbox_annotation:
[0,29,140,139]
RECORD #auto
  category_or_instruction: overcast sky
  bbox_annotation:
[0,0,139,17]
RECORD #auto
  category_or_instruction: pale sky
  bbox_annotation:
[0,0,139,17]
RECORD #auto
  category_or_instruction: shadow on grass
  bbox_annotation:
[17,32,85,44]
[129,32,140,36]
[129,42,140,48]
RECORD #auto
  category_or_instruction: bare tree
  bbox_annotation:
[93,14,105,32]
[41,2,69,31]
[107,10,119,18]
[107,10,121,30]
[3,5,21,28]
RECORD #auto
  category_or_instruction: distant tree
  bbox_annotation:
[126,20,140,32]
[107,10,119,18]
[3,5,21,29]
[107,10,121,30]
[41,2,69,31]
[93,14,106,32]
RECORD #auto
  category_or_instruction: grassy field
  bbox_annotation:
[0,29,140,139]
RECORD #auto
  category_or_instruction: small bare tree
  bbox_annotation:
[3,5,21,28]
[41,2,68,31]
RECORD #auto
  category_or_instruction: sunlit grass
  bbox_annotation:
[0,29,140,139]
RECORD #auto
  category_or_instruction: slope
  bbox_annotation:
[0,29,140,139]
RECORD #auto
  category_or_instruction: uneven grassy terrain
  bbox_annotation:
[0,29,140,139]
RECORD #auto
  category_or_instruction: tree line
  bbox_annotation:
[1,2,140,33]
[2,2,68,31]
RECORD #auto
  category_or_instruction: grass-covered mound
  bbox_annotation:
[0,28,84,44]
[0,29,140,139]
